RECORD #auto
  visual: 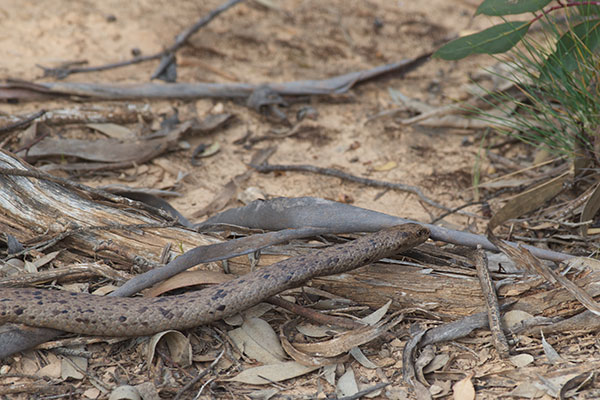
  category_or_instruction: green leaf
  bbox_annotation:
[542,19,600,79]
[434,21,531,60]
[476,0,552,16]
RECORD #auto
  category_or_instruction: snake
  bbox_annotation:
[0,224,428,337]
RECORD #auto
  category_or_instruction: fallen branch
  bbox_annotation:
[198,196,574,262]
[1,54,431,102]
[0,110,45,134]
[251,162,453,213]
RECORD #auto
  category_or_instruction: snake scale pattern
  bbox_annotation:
[0,224,428,336]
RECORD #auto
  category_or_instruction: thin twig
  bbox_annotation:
[0,110,46,134]
[332,382,390,400]
[267,296,364,329]
[430,200,485,224]
[470,247,510,359]
[151,0,245,79]
[38,0,245,79]
[173,348,222,400]
[251,163,453,213]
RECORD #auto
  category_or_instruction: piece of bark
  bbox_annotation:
[313,258,600,325]
[0,149,220,268]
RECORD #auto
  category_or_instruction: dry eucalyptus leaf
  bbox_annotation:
[508,382,546,398]
[296,323,331,338]
[193,349,223,363]
[61,355,87,380]
[248,388,280,400]
[36,352,61,378]
[145,270,231,298]
[452,373,475,400]
[133,382,160,400]
[108,385,141,400]
[580,182,600,236]
[488,172,568,231]
[24,260,38,274]
[228,318,286,364]
[20,356,40,375]
[193,112,233,132]
[293,316,402,357]
[349,347,378,369]
[30,250,60,270]
[541,331,563,363]
[323,364,337,386]
[509,353,534,368]
[223,303,274,326]
[360,299,392,326]
[238,186,267,205]
[87,123,135,140]
[422,353,450,374]
[337,368,359,397]
[415,345,436,385]
[22,120,190,165]
[146,330,192,367]
[373,161,397,171]
[502,310,535,329]
[83,388,102,398]
[280,322,349,367]
[92,284,119,296]
[226,361,319,385]
[478,177,539,190]
[429,383,445,397]
[253,0,282,11]
[242,317,287,360]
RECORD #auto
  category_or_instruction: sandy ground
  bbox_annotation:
[0,0,495,227]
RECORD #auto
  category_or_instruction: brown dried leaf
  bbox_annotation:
[280,330,347,367]
[502,310,534,329]
[226,361,319,385]
[580,182,600,236]
[228,318,286,364]
[192,113,233,132]
[349,347,378,369]
[61,355,87,380]
[489,172,568,231]
[145,270,231,298]
[541,331,564,363]
[87,123,135,139]
[146,330,192,367]
[360,299,392,326]
[452,373,475,400]
[22,120,191,164]
[293,315,402,357]
[336,368,359,397]
[36,352,61,378]
[108,385,141,400]
[509,353,534,368]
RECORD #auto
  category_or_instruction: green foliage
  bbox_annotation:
[434,1,600,158]
[433,1,600,61]
[435,21,531,60]
[476,0,552,16]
